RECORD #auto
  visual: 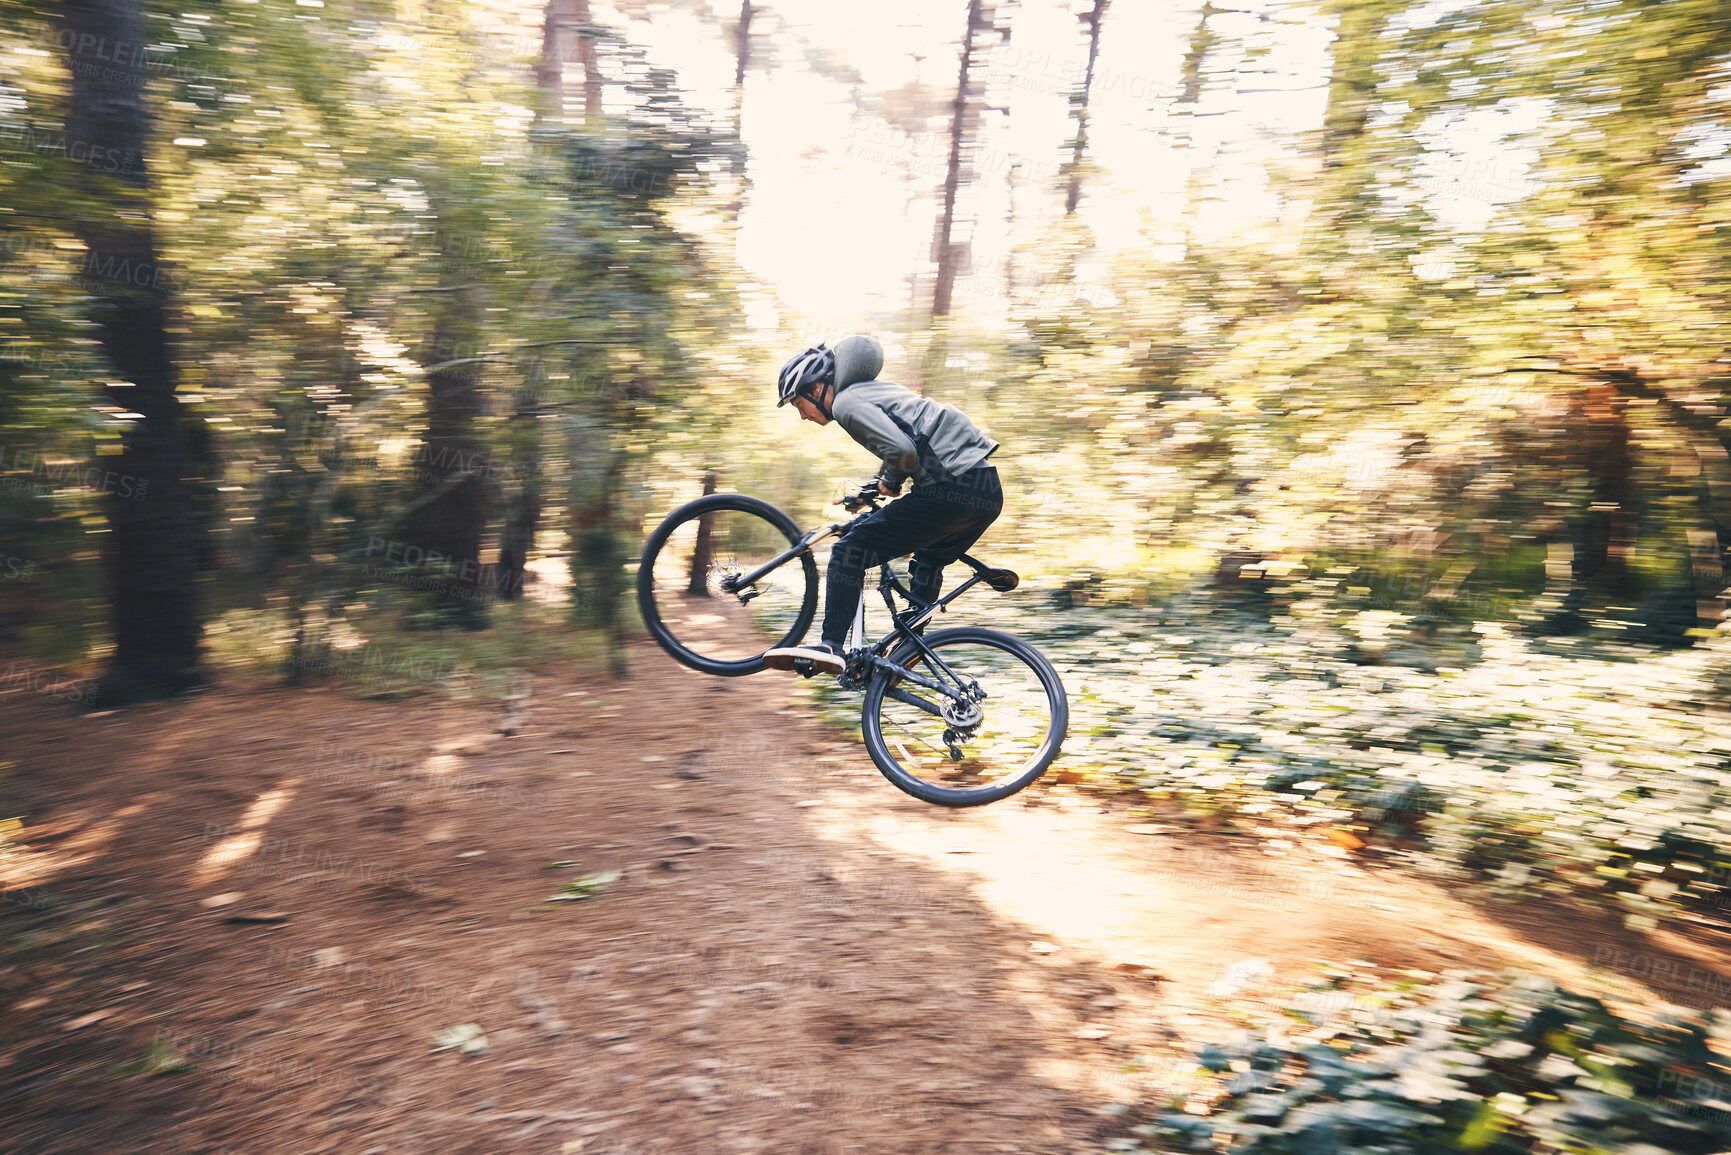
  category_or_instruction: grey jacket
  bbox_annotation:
[832,380,999,490]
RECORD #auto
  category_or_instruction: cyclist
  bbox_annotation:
[763,336,1002,676]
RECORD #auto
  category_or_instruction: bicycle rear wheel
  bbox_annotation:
[637,493,819,676]
[861,626,1067,807]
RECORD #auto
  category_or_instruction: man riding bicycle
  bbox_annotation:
[763,335,1003,677]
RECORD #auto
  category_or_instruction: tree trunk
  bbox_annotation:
[930,0,991,321]
[1573,383,1635,594]
[724,0,753,231]
[538,0,601,123]
[496,372,545,603]
[686,470,718,595]
[734,1,753,88]
[60,0,205,705]
[408,293,488,623]
[287,428,346,684]
[571,447,629,678]
[1319,3,1386,163]
[1314,0,1392,235]
[1147,0,1217,397]
[1688,527,1725,632]
[1062,0,1109,216]
[573,0,602,121]
[1531,366,1729,625]
[508,0,580,604]
[537,0,574,121]
[1177,0,1217,242]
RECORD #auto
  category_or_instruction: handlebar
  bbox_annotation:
[840,481,886,513]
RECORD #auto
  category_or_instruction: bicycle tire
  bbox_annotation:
[861,626,1068,807]
[637,493,820,676]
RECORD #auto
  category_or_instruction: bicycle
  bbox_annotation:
[636,483,1068,807]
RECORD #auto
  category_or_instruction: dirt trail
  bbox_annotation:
[2,642,1726,1154]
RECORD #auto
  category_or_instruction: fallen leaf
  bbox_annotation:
[549,869,622,902]
[432,1022,489,1055]
[63,1009,115,1030]
[1325,828,1366,851]
[118,1037,195,1076]
[1109,962,1156,976]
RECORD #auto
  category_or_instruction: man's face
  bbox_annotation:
[792,383,832,425]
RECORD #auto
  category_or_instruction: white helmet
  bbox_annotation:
[776,344,835,407]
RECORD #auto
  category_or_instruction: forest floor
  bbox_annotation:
[3,636,1731,1155]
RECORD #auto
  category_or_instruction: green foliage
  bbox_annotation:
[965,586,1731,924]
[1136,970,1731,1154]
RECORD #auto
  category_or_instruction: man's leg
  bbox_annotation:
[773,467,1005,674]
[906,466,1004,607]
[819,494,941,646]
[765,499,943,675]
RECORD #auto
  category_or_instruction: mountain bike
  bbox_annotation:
[636,484,1068,807]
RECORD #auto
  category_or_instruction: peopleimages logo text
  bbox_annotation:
[0,446,149,501]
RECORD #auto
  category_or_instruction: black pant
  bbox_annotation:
[821,465,1003,647]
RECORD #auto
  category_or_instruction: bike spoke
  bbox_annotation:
[644,505,814,667]
[871,635,1059,797]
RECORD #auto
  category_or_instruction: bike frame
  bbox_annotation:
[733,497,999,720]
[850,561,992,720]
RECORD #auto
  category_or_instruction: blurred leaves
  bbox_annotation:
[964,585,1731,924]
[1141,969,1731,1154]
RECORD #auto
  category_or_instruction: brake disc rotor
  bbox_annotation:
[942,698,984,729]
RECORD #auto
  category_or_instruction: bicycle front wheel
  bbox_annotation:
[862,626,1068,807]
[637,493,819,676]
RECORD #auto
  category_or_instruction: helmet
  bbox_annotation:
[776,344,834,407]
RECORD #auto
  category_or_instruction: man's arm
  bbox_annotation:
[832,393,918,491]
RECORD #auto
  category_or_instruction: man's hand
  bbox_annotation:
[841,482,881,512]
[877,480,900,497]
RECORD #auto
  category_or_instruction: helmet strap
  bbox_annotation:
[805,381,834,420]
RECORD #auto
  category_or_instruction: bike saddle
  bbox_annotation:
[981,567,1019,593]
